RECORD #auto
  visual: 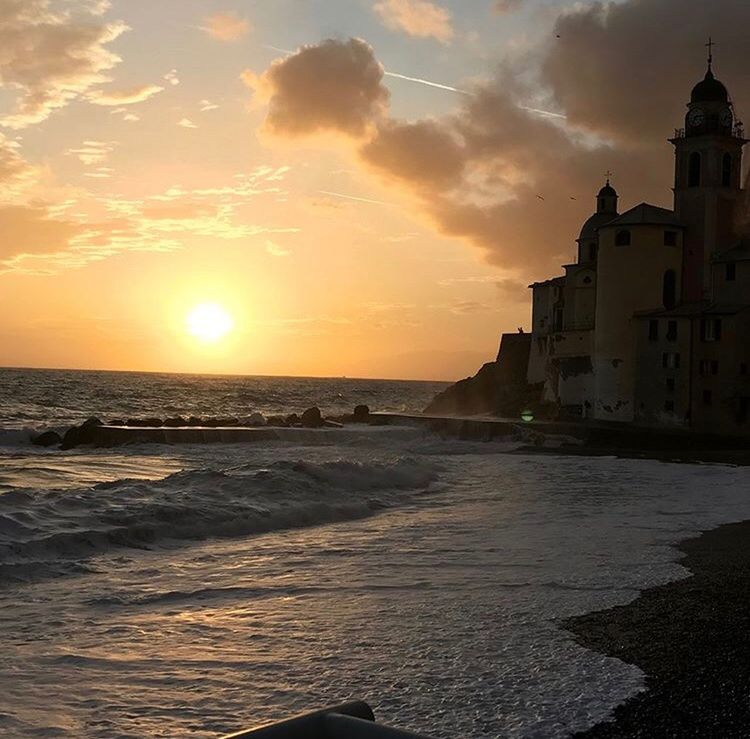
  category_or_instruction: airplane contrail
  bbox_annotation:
[382,71,470,95]
[318,190,393,206]
[264,44,566,120]
[518,105,567,120]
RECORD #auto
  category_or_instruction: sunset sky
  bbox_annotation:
[1,0,748,380]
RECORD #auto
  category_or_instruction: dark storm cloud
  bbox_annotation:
[542,0,750,143]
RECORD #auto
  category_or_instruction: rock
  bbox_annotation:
[163,416,186,427]
[126,417,162,427]
[60,421,100,450]
[187,416,203,426]
[266,415,288,427]
[108,419,125,426]
[353,404,370,422]
[60,426,81,450]
[285,413,300,427]
[32,430,62,447]
[244,413,266,427]
[300,407,324,428]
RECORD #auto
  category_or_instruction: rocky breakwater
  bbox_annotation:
[32,405,374,450]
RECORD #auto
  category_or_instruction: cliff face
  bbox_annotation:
[425,333,544,417]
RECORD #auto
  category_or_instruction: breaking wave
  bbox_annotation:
[0,458,437,585]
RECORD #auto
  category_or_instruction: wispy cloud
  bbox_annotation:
[0,1,127,128]
[373,0,454,43]
[202,12,250,42]
[88,84,164,106]
[178,118,198,129]
[1,167,297,276]
[265,240,291,257]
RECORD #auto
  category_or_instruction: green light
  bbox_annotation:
[521,409,534,422]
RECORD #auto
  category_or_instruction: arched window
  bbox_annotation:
[688,152,701,187]
[663,269,677,309]
[588,242,598,261]
[722,153,732,187]
[615,229,631,246]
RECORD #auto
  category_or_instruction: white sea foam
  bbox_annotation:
[0,457,437,584]
[1,382,750,739]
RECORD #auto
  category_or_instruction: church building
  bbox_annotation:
[526,49,750,436]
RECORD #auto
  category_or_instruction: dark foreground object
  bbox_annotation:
[221,700,433,739]
[566,521,750,738]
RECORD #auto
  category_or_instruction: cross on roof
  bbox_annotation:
[604,170,613,184]
[706,36,716,70]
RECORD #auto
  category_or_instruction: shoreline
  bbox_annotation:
[565,519,750,737]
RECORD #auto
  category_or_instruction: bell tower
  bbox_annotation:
[671,39,747,302]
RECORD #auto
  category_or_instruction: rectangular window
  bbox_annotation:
[663,352,680,369]
[703,389,713,405]
[553,308,564,332]
[726,262,737,281]
[664,400,675,412]
[701,318,722,342]
[666,377,675,392]
[666,320,678,341]
[648,320,659,341]
[741,362,748,376]
[664,230,678,246]
[711,360,719,375]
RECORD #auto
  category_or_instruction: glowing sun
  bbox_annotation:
[186,302,234,343]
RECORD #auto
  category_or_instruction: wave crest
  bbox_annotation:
[0,457,437,585]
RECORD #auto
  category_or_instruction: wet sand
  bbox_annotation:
[565,520,750,737]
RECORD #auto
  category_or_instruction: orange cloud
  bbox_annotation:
[249,39,390,139]
[0,167,297,275]
[88,84,164,106]
[202,12,250,42]
[373,0,454,43]
[0,0,127,128]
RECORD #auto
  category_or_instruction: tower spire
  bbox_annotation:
[706,36,715,73]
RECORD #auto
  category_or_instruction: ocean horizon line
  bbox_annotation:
[0,364,451,386]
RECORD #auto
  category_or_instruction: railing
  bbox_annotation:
[672,123,745,139]
[221,701,435,739]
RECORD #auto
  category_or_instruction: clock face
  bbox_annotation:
[688,108,706,127]
[720,107,733,127]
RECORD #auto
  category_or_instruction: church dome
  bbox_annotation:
[598,182,617,198]
[690,69,728,103]
[579,212,615,241]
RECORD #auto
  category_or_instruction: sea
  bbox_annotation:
[1,366,750,738]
